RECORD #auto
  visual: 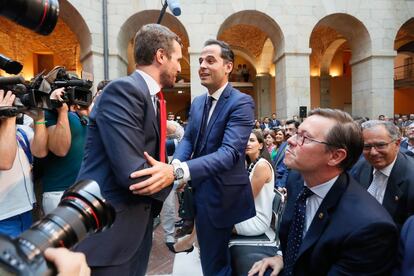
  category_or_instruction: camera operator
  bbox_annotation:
[0,89,48,237]
[40,87,90,214]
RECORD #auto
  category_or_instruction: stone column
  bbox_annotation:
[351,53,395,119]
[275,51,311,119]
[320,74,331,108]
[255,73,272,118]
[189,48,207,101]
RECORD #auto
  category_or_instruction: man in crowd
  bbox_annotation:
[269,113,280,129]
[0,90,48,237]
[74,24,182,275]
[39,86,90,214]
[400,122,414,157]
[249,108,398,276]
[261,117,271,130]
[352,120,414,228]
[273,119,299,188]
[130,39,255,276]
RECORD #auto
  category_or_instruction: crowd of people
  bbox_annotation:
[0,23,414,276]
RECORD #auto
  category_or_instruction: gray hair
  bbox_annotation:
[361,120,401,140]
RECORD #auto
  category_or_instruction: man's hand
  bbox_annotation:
[129,152,174,195]
[44,247,90,276]
[248,256,283,276]
[50,88,68,113]
[0,90,15,107]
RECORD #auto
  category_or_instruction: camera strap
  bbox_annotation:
[16,128,33,165]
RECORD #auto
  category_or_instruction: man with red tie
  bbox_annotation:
[74,24,182,275]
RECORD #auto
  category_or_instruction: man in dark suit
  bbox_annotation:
[249,108,398,276]
[74,24,182,275]
[352,120,414,228]
[273,119,299,188]
[130,39,255,276]
[261,117,271,130]
[400,122,414,157]
[269,113,281,129]
[394,215,414,276]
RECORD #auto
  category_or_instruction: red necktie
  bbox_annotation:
[157,91,167,163]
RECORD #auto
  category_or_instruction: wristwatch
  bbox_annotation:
[172,163,184,180]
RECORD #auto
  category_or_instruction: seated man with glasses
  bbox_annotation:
[248,109,397,276]
[352,120,414,228]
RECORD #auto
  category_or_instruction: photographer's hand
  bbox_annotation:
[44,248,90,276]
[0,89,15,108]
[48,88,71,157]
[0,89,17,170]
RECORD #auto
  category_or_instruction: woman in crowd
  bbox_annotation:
[253,120,262,130]
[274,128,286,149]
[169,130,275,253]
[234,129,275,236]
[263,130,277,162]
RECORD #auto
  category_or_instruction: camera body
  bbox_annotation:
[0,180,115,276]
[0,68,93,118]
[0,235,51,276]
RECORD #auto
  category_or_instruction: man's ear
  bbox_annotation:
[155,48,166,64]
[328,148,347,167]
[225,61,233,75]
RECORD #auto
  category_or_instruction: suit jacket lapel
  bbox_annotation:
[359,162,373,190]
[382,153,405,216]
[193,94,207,152]
[198,85,231,152]
[297,173,349,259]
[131,71,159,139]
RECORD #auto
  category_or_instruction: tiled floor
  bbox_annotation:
[147,223,203,276]
[147,223,175,275]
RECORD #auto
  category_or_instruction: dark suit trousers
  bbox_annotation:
[194,199,233,276]
[90,216,153,276]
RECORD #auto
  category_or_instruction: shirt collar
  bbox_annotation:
[305,175,339,200]
[136,69,160,96]
[373,155,397,178]
[209,82,228,101]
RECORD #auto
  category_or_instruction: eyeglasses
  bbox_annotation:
[292,133,331,146]
[363,140,396,151]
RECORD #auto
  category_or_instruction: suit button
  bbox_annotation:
[395,195,399,201]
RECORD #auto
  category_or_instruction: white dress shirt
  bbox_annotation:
[136,69,160,114]
[368,157,397,204]
[304,176,338,234]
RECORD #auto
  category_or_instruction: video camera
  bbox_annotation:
[0,180,115,276]
[0,67,93,118]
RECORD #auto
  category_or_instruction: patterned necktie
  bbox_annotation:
[195,96,213,154]
[367,170,385,203]
[283,186,314,276]
[157,91,166,163]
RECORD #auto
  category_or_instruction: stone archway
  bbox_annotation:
[117,11,191,119]
[217,10,284,118]
[118,10,190,75]
[59,0,93,77]
[394,17,414,115]
[310,13,372,116]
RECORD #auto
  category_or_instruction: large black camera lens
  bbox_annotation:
[18,180,115,259]
[0,0,59,35]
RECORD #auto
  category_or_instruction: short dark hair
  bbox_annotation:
[204,39,234,63]
[247,129,272,165]
[309,108,363,170]
[285,119,300,129]
[134,24,182,66]
[97,80,110,92]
